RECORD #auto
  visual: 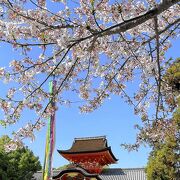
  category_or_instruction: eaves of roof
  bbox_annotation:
[58,147,118,162]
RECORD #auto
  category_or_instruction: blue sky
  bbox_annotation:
[0,38,179,169]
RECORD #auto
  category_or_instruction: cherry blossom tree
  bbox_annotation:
[0,0,179,151]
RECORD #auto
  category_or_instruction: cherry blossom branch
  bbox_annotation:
[148,41,159,86]
[161,23,180,44]
[0,39,56,47]
[134,83,156,110]
[144,18,180,44]
[84,57,91,85]
[1,0,179,150]
[92,8,103,31]
[114,78,136,106]
[154,16,162,120]
[9,49,65,76]
[72,0,179,42]
[29,0,78,26]
[103,0,179,35]
[25,44,75,100]
[93,57,131,105]
[119,33,144,68]
[6,0,75,30]
[32,57,78,129]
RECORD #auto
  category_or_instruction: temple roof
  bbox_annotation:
[32,168,147,180]
[57,136,118,168]
[52,166,101,179]
[100,168,147,180]
[58,136,108,153]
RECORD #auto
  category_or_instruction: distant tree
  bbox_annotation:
[146,135,179,180]
[0,151,8,180]
[164,58,180,92]
[0,135,41,180]
[55,164,70,170]
[146,59,180,179]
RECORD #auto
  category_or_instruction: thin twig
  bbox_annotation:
[26,43,76,99]
[154,16,162,120]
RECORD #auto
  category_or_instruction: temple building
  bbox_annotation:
[33,136,147,180]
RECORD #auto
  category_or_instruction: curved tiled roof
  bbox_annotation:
[59,136,108,153]
[58,136,118,163]
[53,166,101,179]
[100,168,147,180]
[32,168,147,180]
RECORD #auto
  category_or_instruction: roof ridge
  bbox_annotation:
[107,168,145,170]
[122,168,145,170]
[36,170,61,173]
[36,168,145,173]
[74,136,106,141]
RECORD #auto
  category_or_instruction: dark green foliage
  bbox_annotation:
[146,59,180,180]
[164,58,180,91]
[55,164,70,170]
[146,136,179,180]
[0,135,41,180]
